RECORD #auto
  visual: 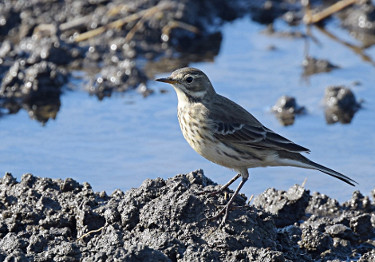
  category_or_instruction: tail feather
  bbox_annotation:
[307,159,357,186]
[277,151,358,186]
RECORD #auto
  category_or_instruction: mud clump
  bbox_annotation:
[302,56,339,77]
[324,85,362,124]
[0,170,374,261]
[271,96,306,126]
[253,185,310,227]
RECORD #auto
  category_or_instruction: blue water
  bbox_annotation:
[1,18,374,202]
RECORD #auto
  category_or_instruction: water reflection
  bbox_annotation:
[314,25,375,67]
[24,97,61,125]
[0,96,61,125]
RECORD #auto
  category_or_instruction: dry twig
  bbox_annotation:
[74,2,173,42]
[315,25,375,66]
[247,194,254,205]
[303,0,359,24]
[77,225,106,242]
[161,20,200,41]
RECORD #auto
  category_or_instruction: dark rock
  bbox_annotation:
[324,85,362,125]
[343,190,373,212]
[325,86,361,110]
[60,178,82,193]
[0,232,27,254]
[0,170,374,260]
[26,234,48,254]
[350,214,374,240]
[0,60,25,98]
[16,36,77,65]
[88,63,148,100]
[253,185,310,227]
[76,209,106,234]
[0,59,66,124]
[358,249,375,262]
[306,192,341,217]
[325,224,355,241]
[331,237,352,257]
[250,1,290,25]
[38,212,70,230]
[271,95,306,126]
[302,56,339,77]
[122,245,170,262]
[277,225,312,261]
[1,172,18,186]
[0,60,67,100]
[298,225,333,255]
[103,208,121,224]
[0,5,21,37]
[339,1,375,47]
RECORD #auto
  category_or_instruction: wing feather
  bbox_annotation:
[208,95,310,153]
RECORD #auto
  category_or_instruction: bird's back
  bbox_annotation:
[206,94,310,154]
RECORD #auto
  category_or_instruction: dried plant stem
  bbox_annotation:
[303,0,359,24]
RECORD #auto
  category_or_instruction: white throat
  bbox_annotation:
[174,86,207,108]
[174,87,190,108]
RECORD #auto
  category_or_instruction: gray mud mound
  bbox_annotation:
[0,170,374,261]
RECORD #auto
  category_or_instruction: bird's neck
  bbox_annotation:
[174,87,203,108]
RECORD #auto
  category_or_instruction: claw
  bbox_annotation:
[200,176,248,226]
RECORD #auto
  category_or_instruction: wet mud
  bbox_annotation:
[272,96,306,126]
[0,0,244,122]
[324,85,362,124]
[0,170,374,261]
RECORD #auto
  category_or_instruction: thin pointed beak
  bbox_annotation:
[155,77,177,84]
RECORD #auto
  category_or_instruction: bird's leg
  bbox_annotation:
[197,173,241,196]
[210,176,248,226]
[203,169,249,226]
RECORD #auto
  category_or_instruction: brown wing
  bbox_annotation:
[208,94,310,153]
[213,122,310,153]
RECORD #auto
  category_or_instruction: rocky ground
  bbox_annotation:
[0,170,374,261]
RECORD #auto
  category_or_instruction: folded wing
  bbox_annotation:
[213,121,310,153]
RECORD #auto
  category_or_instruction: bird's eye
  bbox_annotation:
[185,76,193,83]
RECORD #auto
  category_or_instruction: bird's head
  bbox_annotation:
[156,67,216,103]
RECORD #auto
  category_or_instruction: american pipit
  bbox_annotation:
[156,67,357,225]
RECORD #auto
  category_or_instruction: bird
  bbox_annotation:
[156,67,357,226]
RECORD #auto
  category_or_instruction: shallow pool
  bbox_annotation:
[1,17,374,203]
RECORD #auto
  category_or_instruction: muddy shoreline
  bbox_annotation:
[1,1,375,260]
[0,170,374,261]
[1,0,374,124]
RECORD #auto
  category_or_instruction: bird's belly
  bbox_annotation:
[183,130,263,169]
[178,109,265,169]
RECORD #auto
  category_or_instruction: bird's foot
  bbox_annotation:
[203,204,248,227]
[201,204,230,227]
[213,205,230,227]
[200,175,247,227]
